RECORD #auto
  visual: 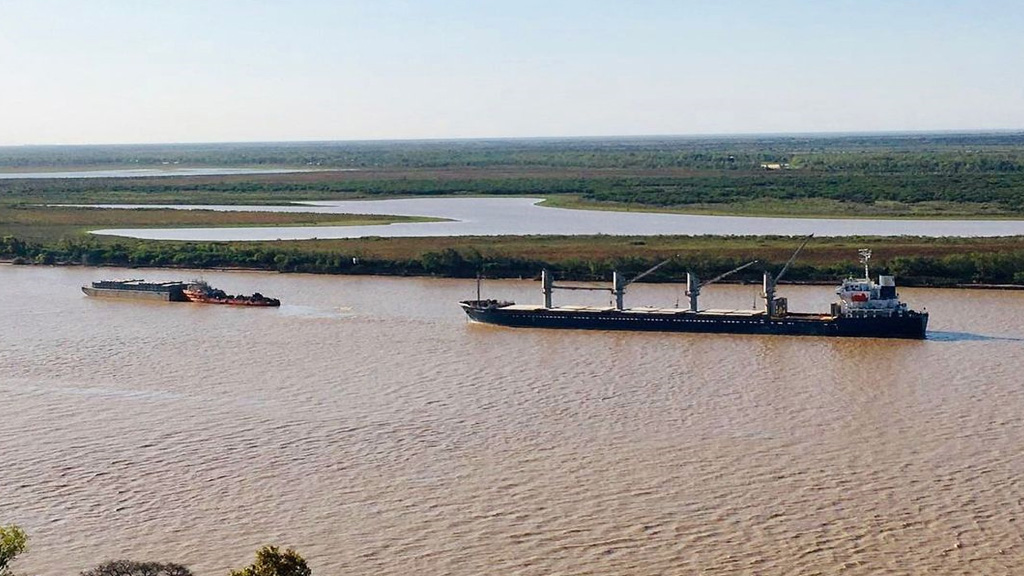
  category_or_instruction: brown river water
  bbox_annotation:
[2,265,1024,575]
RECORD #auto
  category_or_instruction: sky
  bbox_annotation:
[1,0,1022,145]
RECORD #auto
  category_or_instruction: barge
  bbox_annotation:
[82,279,189,301]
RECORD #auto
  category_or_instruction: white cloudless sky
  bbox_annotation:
[1,0,1021,145]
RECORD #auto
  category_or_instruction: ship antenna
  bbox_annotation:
[858,249,872,280]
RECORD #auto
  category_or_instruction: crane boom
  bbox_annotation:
[624,258,673,287]
[609,258,674,310]
[772,234,813,288]
[761,234,814,317]
[699,260,759,289]
[684,259,758,312]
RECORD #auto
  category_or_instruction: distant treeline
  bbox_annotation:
[0,175,581,204]
[5,235,1024,286]
[3,133,1024,172]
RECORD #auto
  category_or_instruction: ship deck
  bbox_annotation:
[473,303,839,319]
[493,304,838,321]
[502,304,765,316]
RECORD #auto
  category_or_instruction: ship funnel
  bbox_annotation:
[878,275,897,300]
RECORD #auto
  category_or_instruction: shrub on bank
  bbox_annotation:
[81,560,193,576]
[0,525,27,576]
[2,234,1023,287]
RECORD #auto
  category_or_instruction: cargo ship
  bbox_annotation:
[460,242,929,339]
[82,279,189,301]
[183,281,280,307]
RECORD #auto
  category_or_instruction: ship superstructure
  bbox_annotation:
[832,249,911,319]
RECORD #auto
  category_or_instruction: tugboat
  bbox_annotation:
[460,238,929,339]
[183,281,281,307]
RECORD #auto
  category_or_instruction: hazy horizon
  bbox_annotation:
[2,1,1022,147]
[2,127,1024,150]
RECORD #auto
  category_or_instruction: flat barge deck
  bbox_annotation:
[82,279,189,302]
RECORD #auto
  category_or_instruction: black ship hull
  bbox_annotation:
[460,301,929,339]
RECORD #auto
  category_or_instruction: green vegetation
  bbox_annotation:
[541,194,1016,219]
[0,525,27,576]
[0,527,305,576]
[229,546,310,576]
[3,132,1024,172]
[81,560,193,576]
[560,172,1024,216]
[4,234,1023,287]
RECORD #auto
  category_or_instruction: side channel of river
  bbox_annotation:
[84,197,1024,240]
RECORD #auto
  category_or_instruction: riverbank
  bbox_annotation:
[3,234,1023,288]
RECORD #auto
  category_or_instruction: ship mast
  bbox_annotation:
[859,248,872,280]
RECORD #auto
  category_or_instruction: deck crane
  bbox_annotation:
[684,260,759,312]
[540,258,674,310]
[612,258,674,310]
[761,234,813,317]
